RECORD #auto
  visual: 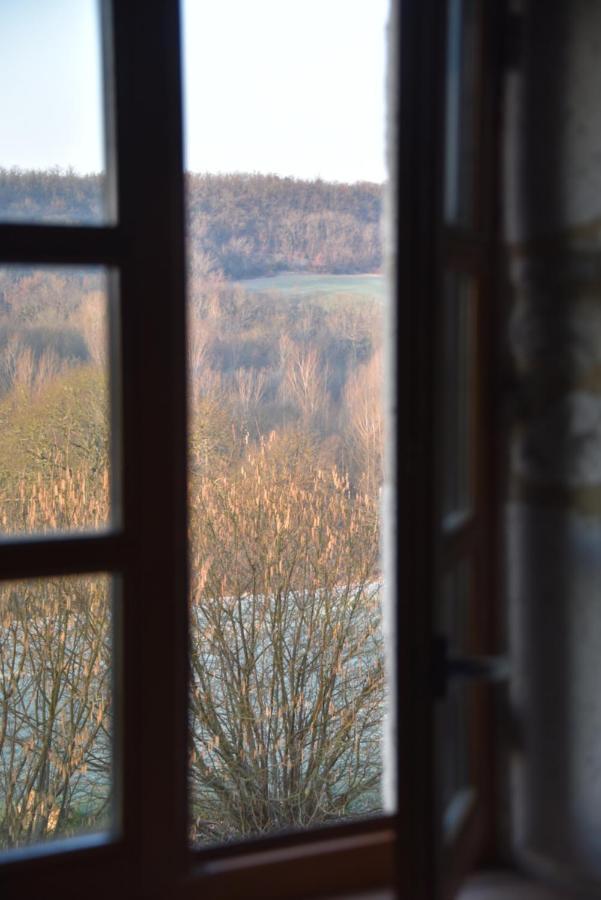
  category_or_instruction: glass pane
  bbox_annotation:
[442,272,476,522]
[0,575,114,851]
[183,0,390,845]
[0,0,110,224]
[444,0,479,226]
[0,267,113,536]
[437,562,471,829]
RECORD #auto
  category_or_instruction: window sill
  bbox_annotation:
[183,829,396,900]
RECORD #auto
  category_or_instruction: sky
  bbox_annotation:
[0,0,388,184]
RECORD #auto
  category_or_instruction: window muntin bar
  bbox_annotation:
[436,561,472,828]
[441,271,477,524]
[444,0,480,227]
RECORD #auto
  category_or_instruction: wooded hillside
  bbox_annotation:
[0,170,383,279]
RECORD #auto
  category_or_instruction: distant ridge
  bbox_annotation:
[0,170,383,280]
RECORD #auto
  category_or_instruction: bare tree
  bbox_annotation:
[188,433,383,843]
[0,473,111,848]
[343,349,383,497]
[0,335,24,396]
[279,335,330,430]
[75,291,107,368]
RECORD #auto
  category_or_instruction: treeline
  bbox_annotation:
[187,173,382,278]
[0,169,383,279]
[0,169,103,224]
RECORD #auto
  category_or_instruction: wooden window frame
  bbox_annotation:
[436,2,504,897]
[0,1,503,898]
[0,3,190,897]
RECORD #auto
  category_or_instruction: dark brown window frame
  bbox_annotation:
[0,3,189,897]
[0,1,504,898]
[436,2,504,897]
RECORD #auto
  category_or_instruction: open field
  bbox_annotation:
[236,272,385,301]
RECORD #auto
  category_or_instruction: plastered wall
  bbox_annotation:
[505,0,601,889]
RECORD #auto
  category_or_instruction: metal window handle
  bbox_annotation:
[433,636,511,700]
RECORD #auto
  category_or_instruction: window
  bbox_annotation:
[0,4,190,897]
[183,0,390,850]
[0,2,503,898]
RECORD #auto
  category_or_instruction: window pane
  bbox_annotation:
[442,272,476,522]
[0,0,110,224]
[0,575,114,851]
[437,562,472,830]
[183,0,390,845]
[0,267,114,536]
[444,0,480,227]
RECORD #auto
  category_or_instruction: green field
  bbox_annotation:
[236,272,385,300]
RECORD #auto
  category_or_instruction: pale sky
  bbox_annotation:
[0,0,388,184]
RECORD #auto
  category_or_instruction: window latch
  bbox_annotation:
[432,636,511,700]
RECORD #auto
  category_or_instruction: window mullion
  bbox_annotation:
[109,0,189,890]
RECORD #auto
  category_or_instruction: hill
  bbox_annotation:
[0,170,383,279]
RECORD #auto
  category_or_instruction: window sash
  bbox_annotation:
[0,1,188,895]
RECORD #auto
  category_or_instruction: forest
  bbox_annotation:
[0,169,383,278]
[0,171,385,847]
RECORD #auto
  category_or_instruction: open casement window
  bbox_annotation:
[434,0,504,896]
[0,1,503,899]
[396,1,504,898]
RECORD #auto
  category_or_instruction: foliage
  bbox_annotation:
[0,366,109,521]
